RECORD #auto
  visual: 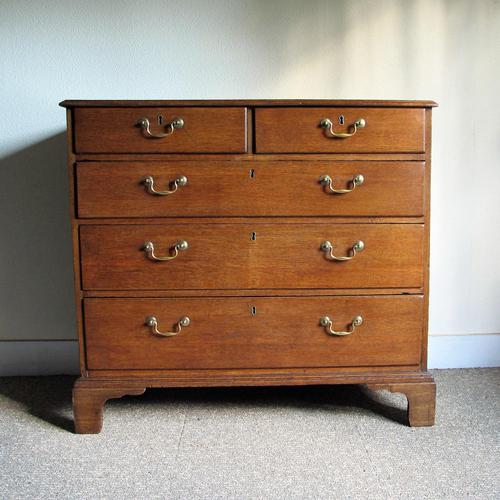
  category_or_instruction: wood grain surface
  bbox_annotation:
[76,161,425,218]
[84,295,423,370]
[61,99,438,108]
[255,107,425,153]
[64,100,436,432]
[80,222,424,290]
[74,107,247,153]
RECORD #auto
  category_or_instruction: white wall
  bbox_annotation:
[1,1,499,369]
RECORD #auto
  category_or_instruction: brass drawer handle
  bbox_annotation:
[142,175,188,196]
[319,174,364,194]
[146,315,191,337]
[320,240,364,261]
[320,315,363,336]
[320,118,366,138]
[137,117,184,138]
[143,240,188,261]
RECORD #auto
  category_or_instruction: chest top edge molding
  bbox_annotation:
[60,99,438,108]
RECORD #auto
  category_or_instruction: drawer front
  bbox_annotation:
[84,296,423,370]
[80,223,423,290]
[77,161,424,218]
[74,107,247,153]
[255,107,425,153]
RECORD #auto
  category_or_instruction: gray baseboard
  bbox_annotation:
[0,341,79,376]
[0,335,499,376]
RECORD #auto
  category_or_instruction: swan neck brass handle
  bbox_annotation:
[319,174,364,194]
[146,315,191,337]
[320,117,366,138]
[137,116,184,138]
[321,240,364,261]
[320,315,363,336]
[142,175,188,196]
[143,240,188,261]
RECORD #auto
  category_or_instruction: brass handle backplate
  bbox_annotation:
[146,315,191,337]
[320,240,364,261]
[137,117,184,138]
[319,174,364,194]
[142,175,188,196]
[143,240,189,261]
[320,118,366,138]
[320,315,364,336]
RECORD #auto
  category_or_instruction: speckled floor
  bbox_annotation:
[0,369,499,499]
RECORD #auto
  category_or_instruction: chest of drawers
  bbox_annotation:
[61,99,437,433]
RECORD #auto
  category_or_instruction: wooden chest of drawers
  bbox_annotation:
[61,99,437,433]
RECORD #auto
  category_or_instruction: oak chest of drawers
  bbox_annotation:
[61,99,437,433]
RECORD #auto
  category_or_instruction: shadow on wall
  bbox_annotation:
[0,134,76,343]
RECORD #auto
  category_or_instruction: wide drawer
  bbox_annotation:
[80,223,423,290]
[73,107,247,153]
[76,161,424,218]
[255,107,425,153]
[84,296,423,369]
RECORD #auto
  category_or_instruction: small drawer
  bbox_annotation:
[76,161,424,218]
[80,223,424,290]
[84,295,423,370]
[255,107,425,153]
[74,107,247,153]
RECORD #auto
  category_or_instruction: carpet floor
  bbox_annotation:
[0,369,498,499]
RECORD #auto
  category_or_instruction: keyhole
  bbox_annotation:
[339,115,345,125]
[251,232,257,241]
[249,169,255,178]
[251,306,257,316]
[157,115,164,125]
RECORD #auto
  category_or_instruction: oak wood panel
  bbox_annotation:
[74,107,247,153]
[76,216,425,225]
[247,106,254,154]
[75,153,427,161]
[255,107,425,153]
[80,223,424,290]
[66,109,88,375]
[83,289,422,298]
[421,108,433,369]
[61,99,438,108]
[84,296,423,370]
[80,370,434,386]
[89,365,422,378]
[76,161,424,218]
